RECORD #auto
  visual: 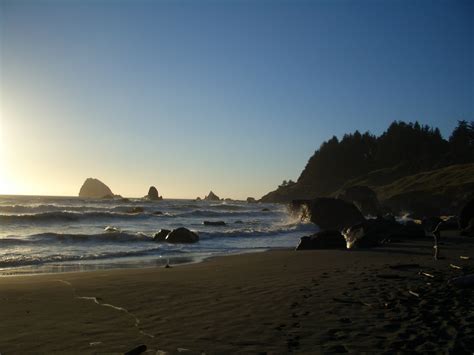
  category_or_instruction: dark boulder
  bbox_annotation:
[247,197,257,203]
[460,199,474,233]
[343,217,412,249]
[196,197,202,201]
[146,186,161,200]
[337,185,381,216]
[152,211,163,215]
[296,230,346,250]
[204,191,220,201]
[203,220,226,226]
[153,229,171,242]
[78,178,114,198]
[291,198,365,231]
[343,222,381,249]
[261,208,270,212]
[166,228,199,243]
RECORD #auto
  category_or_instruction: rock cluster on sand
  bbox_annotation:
[293,197,429,250]
[78,178,114,198]
[204,191,220,201]
[146,186,162,200]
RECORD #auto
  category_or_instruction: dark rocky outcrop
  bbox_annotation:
[343,217,425,249]
[78,178,114,198]
[203,221,226,226]
[291,198,365,231]
[296,230,346,250]
[146,186,162,200]
[247,197,257,203]
[460,199,474,235]
[153,229,171,242]
[166,228,199,243]
[337,186,381,216]
[204,191,220,201]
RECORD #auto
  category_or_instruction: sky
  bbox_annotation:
[0,0,472,199]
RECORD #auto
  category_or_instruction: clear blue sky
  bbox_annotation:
[0,0,472,198]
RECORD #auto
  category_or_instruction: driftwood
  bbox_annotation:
[450,264,463,270]
[460,256,470,260]
[408,290,420,298]
[419,272,435,279]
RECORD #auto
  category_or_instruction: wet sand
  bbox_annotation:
[0,236,473,353]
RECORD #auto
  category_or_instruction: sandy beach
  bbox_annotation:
[0,236,473,354]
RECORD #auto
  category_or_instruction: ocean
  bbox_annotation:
[0,195,317,274]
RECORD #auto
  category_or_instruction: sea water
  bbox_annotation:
[0,195,317,274]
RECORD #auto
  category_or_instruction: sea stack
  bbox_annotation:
[78,178,114,198]
[146,186,162,200]
[204,191,220,201]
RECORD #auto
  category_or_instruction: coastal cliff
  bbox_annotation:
[261,121,474,216]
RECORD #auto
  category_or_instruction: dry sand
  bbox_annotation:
[0,236,473,354]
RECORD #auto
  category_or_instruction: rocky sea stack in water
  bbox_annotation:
[79,178,114,198]
[146,186,162,200]
[204,191,220,201]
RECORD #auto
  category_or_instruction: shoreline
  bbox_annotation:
[0,236,473,353]
[0,246,275,278]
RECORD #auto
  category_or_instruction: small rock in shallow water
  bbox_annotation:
[166,228,199,243]
[203,220,226,226]
[153,229,171,242]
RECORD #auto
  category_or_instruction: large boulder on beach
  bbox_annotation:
[204,191,220,201]
[296,230,346,250]
[79,178,114,198]
[166,228,199,243]
[343,217,421,248]
[460,199,474,235]
[247,197,257,203]
[146,186,161,200]
[337,186,381,216]
[291,198,365,231]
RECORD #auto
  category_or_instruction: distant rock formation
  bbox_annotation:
[246,197,257,203]
[204,191,220,201]
[79,178,114,198]
[146,186,162,200]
